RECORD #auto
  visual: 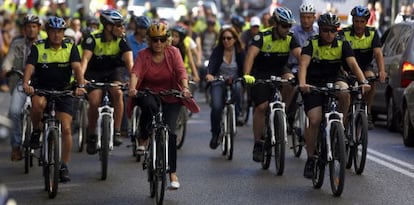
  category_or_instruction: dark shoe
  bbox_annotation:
[209,134,219,149]
[252,140,264,162]
[236,116,244,126]
[11,147,22,161]
[59,164,71,183]
[368,114,374,130]
[86,134,98,155]
[114,132,122,146]
[304,158,315,179]
[29,129,41,149]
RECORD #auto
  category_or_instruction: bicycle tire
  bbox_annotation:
[261,130,272,170]
[131,105,140,157]
[354,112,368,175]
[175,106,187,149]
[100,115,110,180]
[221,109,227,156]
[292,99,305,158]
[44,128,60,198]
[22,110,32,174]
[77,100,88,152]
[274,110,285,175]
[313,132,325,189]
[147,135,155,197]
[155,128,167,205]
[226,105,235,160]
[345,112,354,169]
[329,121,346,197]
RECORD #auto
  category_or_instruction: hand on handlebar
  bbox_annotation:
[299,84,313,93]
[23,83,34,95]
[361,83,371,94]
[243,74,255,84]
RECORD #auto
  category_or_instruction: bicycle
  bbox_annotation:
[135,89,184,205]
[35,89,73,198]
[255,76,293,175]
[73,96,88,152]
[309,83,346,197]
[345,77,372,175]
[87,81,126,180]
[175,80,196,149]
[6,70,33,173]
[289,86,307,158]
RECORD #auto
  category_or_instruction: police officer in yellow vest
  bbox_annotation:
[81,9,133,154]
[243,7,301,163]
[298,13,371,179]
[340,6,387,129]
[22,16,86,182]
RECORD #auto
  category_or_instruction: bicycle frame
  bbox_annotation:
[96,93,115,150]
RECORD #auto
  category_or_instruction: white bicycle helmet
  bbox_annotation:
[299,2,316,14]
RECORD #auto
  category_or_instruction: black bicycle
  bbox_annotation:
[310,84,346,197]
[135,89,185,205]
[289,86,306,158]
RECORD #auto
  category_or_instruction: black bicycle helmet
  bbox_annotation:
[100,9,124,25]
[45,16,66,29]
[135,16,151,29]
[350,5,371,20]
[23,14,41,26]
[86,16,99,27]
[273,7,296,24]
[317,12,341,28]
[171,24,187,39]
[230,15,245,29]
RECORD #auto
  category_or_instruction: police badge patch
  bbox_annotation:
[86,37,93,44]
[303,40,309,47]
[253,35,260,41]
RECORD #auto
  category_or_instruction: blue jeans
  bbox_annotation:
[9,81,28,148]
[209,80,243,137]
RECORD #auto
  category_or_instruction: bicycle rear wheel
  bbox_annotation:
[44,129,60,198]
[261,132,271,169]
[154,128,167,205]
[313,132,325,189]
[100,115,110,180]
[273,110,285,175]
[147,136,155,197]
[345,114,354,169]
[175,106,188,149]
[22,110,33,173]
[354,112,368,175]
[77,100,88,152]
[329,121,346,197]
[131,106,141,161]
[291,99,305,158]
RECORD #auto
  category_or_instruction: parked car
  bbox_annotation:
[371,20,414,132]
[402,81,414,147]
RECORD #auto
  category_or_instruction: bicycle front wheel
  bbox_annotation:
[225,105,235,160]
[77,100,88,152]
[100,115,111,180]
[274,110,286,175]
[354,112,368,175]
[22,110,33,173]
[44,129,60,198]
[175,106,188,149]
[329,121,346,197]
[292,99,305,158]
[154,128,167,205]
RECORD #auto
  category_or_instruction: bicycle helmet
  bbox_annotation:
[350,5,370,19]
[135,16,151,29]
[317,12,340,28]
[230,15,245,29]
[171,24,187,39]
[100,9,124,25]
[23,14,41,25]
[273,7,296,24]
[299,2,316,14]
[86,16,99,26]
[45,16,66,29]
[148,22,168,37]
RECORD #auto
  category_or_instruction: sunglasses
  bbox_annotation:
[320,27,337,33]
[222,36,234,41]
[151,37,168,43]
[114,24,124,27]
[280,24,292,29]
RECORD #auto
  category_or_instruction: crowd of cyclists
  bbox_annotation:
[0,0,388,196]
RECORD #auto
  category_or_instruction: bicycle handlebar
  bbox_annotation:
[254,76,296,86]
[134,89,186,99]
[34,89,74,97]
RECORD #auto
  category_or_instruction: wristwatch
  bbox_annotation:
[77,84,85,88]
[361,79,369,84]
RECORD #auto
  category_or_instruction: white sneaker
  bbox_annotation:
[169,181,180,189]
[136,145,145,155]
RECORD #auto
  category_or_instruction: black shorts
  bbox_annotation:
[85,67,123,83]
[251,82,275,106]
[37,95,74,116]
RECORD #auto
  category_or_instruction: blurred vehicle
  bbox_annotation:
[371,19,414,132]
[402,81,414,147]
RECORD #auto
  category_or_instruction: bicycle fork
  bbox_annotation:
[96,106,114,150]
[324,111,343,161]
[269,101,287,145]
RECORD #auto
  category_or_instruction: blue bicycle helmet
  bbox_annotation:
[351,5,371,19]
[273,7,296,24]
[46,16,66,29]
[230,15,245,29]
[135,16,151,29]
[100,9,124,25]
[171,24,187,39]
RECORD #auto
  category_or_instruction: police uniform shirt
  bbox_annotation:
[250,28,300,78]
[82,32,131,71]
[301,36,354,83]
[340,26,381,70]
[26,39,80,90]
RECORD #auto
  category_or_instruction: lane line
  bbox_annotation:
[367,154,414,178]
[368,148,414,170]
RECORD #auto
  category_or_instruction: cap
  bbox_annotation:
[250,16,261,27]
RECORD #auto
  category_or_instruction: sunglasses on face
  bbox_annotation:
[114,24,124,27]
[320,27,337,33]
[222,36,234,41]
[280,23,292,29]
[151,37,168,43]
